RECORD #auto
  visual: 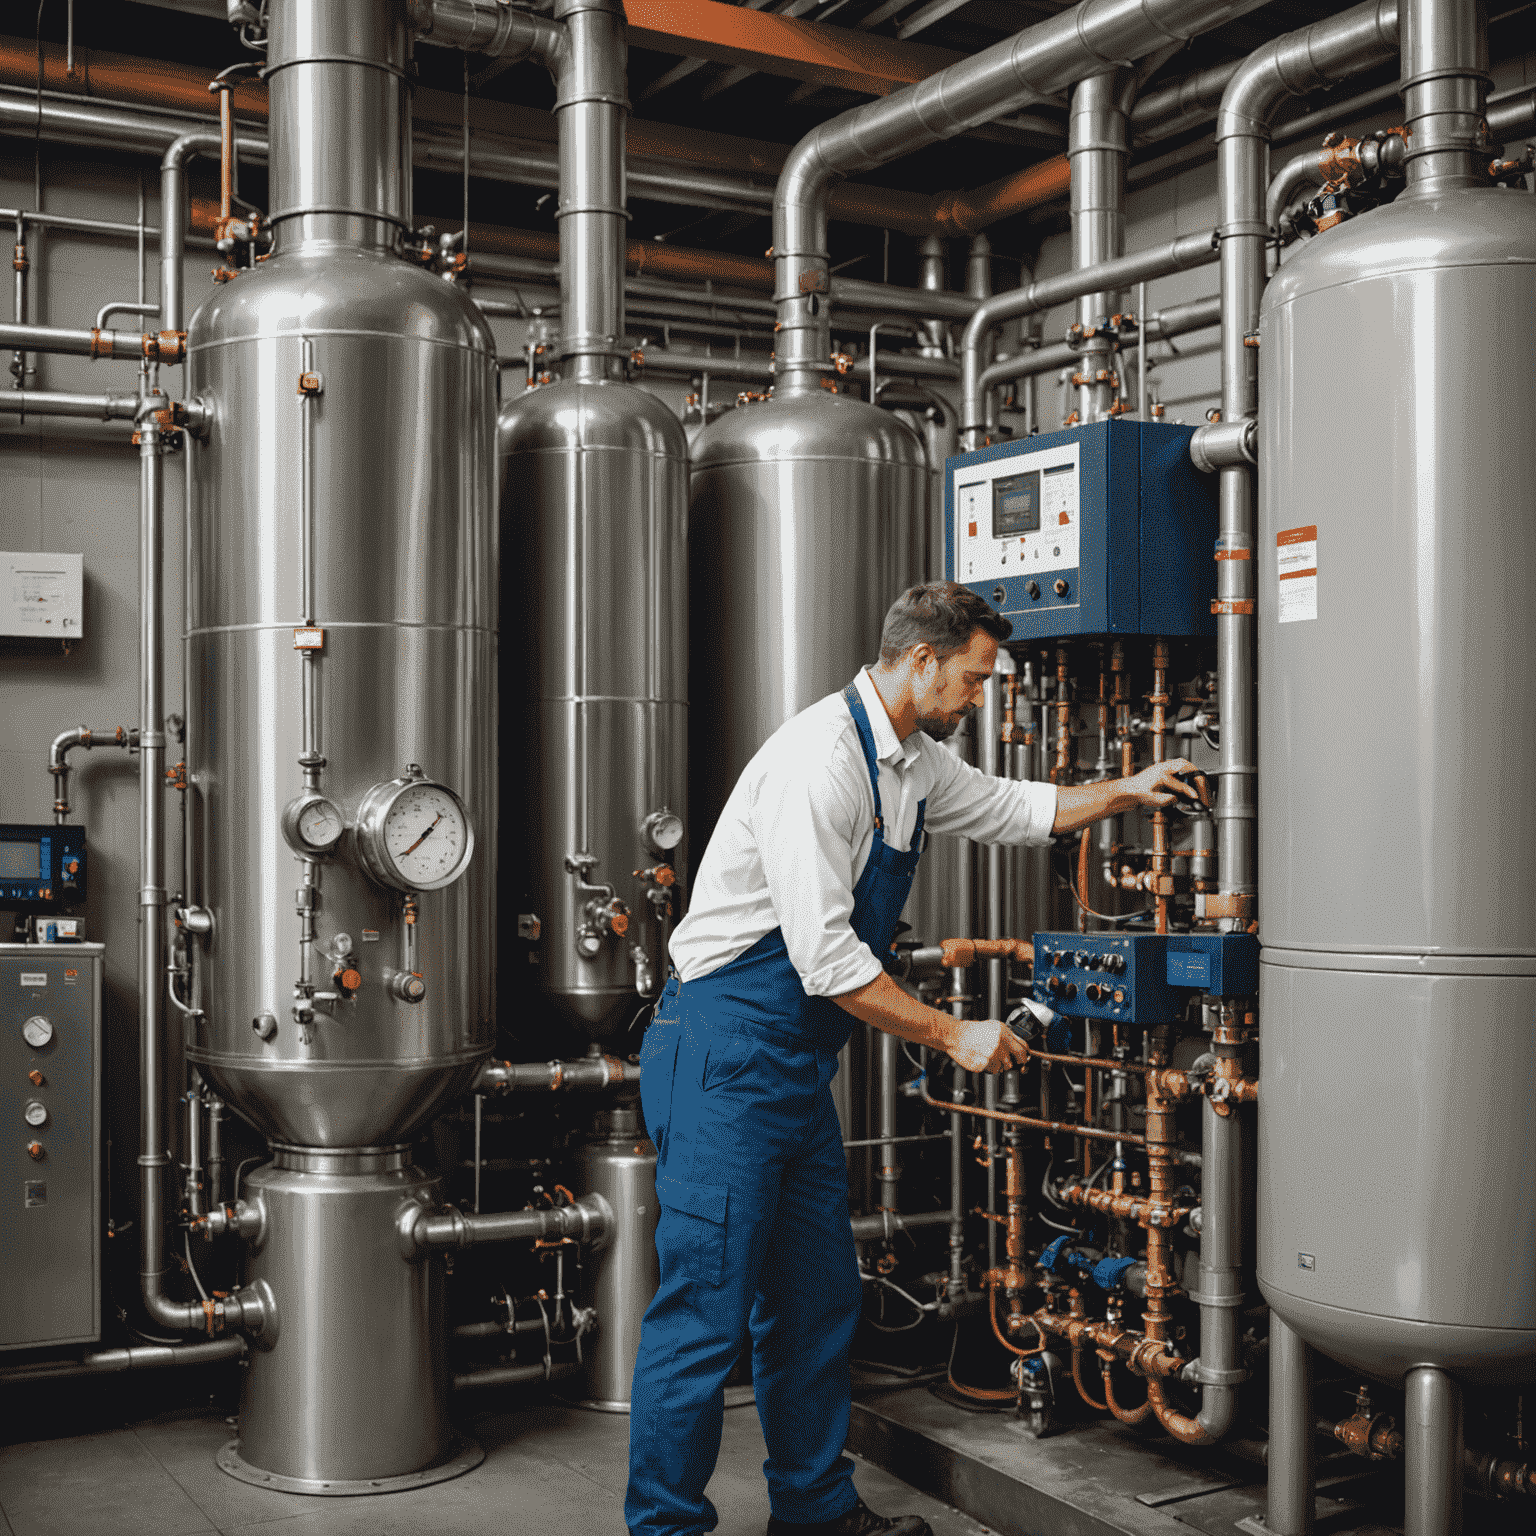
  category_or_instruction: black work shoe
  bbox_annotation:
[767,1496,932,1536]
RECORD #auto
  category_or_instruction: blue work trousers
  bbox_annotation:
[625,1006,863,1536]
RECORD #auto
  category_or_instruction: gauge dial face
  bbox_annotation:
[282,793,346,856]
[356,775,474,892]
[22,1016,53,1048]
[298,798,345,851]
[643,809,684,853]
[24,1100,47,1127]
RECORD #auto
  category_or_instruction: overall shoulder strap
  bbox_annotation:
[841,682,885,830]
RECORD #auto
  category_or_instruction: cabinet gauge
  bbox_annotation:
[355,771,474,893]
[22,1015,53,1048]
[281,793,346,856]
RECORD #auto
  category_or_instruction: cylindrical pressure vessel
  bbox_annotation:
[182,4,498,1152]
[500,381,689,1040]
[1255,184,1536,1384]
[688,390,927,850]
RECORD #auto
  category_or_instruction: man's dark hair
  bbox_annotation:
[878,581,1012,664]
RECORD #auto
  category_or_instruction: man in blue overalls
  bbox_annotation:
[627,582,1205,1536]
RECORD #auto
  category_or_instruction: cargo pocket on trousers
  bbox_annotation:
[656,1175,728,1287]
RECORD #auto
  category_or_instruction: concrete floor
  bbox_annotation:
[0,1396,993,1536]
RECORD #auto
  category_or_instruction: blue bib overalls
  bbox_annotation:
[626,684,927,1536]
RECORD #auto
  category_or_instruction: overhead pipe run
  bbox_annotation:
[772,0,1274,393]
[960,232,1220,447]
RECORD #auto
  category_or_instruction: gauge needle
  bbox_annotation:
[403,814,443,855]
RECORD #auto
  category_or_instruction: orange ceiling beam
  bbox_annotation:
[622,0,964,97]
[0,35,1066,240]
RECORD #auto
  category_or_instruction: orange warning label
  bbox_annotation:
[1277,525,1318,622]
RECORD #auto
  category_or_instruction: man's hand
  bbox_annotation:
[946,1018,1030,1075]
[1054,756,1208,833]
[1125,758,1207,810]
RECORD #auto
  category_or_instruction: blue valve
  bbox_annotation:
[1090,1255,1139,1292]
[1039,1234,1096,1277]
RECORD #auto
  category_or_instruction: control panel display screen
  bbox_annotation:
[0,842,41,881]
[993,472,1040,537]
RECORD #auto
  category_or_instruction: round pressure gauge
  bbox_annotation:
[641,809,685,855]
[22,1016,53,1049]
[281,793,346,856]
[355,772,474,893]
[24,1100,48,1128]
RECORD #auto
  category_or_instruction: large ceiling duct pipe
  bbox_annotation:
[417,0,689,1045]
[771,0,1274,397]
[178,0,500,1492]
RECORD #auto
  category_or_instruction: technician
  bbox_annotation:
[626,582,1204,1536]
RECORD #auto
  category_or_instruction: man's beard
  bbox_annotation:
[917,708,972,742]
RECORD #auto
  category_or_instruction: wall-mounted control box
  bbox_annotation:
[0,825,87,910]
[1032,931,1259,1024]
[0,552,83,639]
[944,421,1217,641]
[1,943,103,1351]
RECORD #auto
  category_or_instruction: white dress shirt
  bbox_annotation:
[671,667,1058,998]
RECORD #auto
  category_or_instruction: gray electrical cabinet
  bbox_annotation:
[1,943,102,1350]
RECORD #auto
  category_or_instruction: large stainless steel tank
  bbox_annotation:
[1255,183,1536,1385]
[500,381,688,1039]
[185,250,498,1146]
[688,389,926,849]
[178,0,498,1491]
[689,387,925,1161]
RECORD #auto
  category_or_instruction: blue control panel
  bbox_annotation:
[944,420,1217,640]
[1032,931,1259,1024]
[0,825,86,909]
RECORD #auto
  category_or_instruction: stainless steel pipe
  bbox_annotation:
[977,293,1220,392]
[961,232,1218,446]
[1401,0,1489,193]
[0,1337,247,1384]
[772,0,1273,392]
[1069,71,1130,423]
[473,1055,641,1093]
[0,390,139,421]
[1212,0,1400,906]
[407,1191,612,1257]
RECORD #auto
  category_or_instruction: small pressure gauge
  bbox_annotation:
[22,1016,53,1049]
[24,1100,48,1127]
[641,809,684,855]
[355,771,474,893]
[281,793,346,856]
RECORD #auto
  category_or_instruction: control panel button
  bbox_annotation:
[27,1141,44,1161]
[27,1069,44,1086]
[24,1100,48,1128]
[22,1016,53,1048]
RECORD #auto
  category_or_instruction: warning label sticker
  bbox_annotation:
[1277,525,1318,624]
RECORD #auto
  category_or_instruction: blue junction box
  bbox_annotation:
[944,419,1217,641]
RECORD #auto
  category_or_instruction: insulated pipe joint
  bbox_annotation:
[1190,417,1257,472]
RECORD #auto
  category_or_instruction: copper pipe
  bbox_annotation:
[1072,1342,1107,1410]
[1061,1184,1195,1227]
[946,1368,1017,1403]
[1081,1031,1095,1177]
[918,1079,1146,1147]
[938,936,1033,970]
[1050,646,1072,784]
[1077,826,1091,933]
[1150,637,1171,933]
[1147,1376,1211,1444]
[1030,1305,1184,1380]
[1112,640,1133,779]
[987,1282,1044,1360]
[1102,1356,1155,1424]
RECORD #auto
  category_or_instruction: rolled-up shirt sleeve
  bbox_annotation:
[923,751,1058,845]
[749,742,885,998]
